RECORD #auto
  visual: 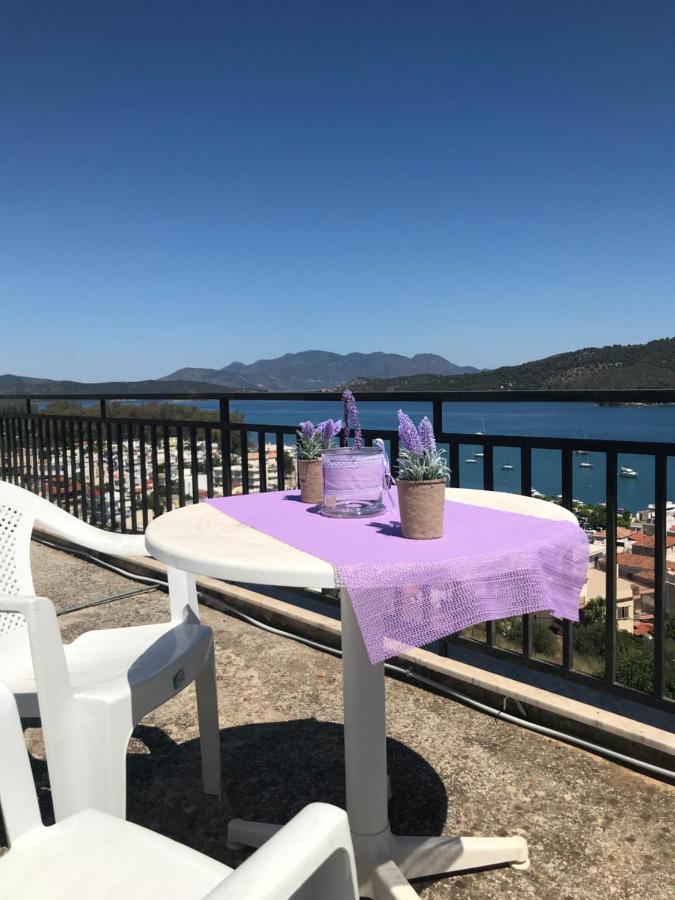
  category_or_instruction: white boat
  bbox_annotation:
[575,449,590,456]
[619,466,638,478]
[465,458,478,464]
[501,464,514,470]
[578,461,593,469]
[474,451,484,458]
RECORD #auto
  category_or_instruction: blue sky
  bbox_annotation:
[2,1,674,382]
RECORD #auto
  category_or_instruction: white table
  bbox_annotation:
[146,488,578,898]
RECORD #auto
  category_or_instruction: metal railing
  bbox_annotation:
[1,388,673,712]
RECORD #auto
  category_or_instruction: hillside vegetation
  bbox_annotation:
[346,338,675,392]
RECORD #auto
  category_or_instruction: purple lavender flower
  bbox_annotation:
[342,390,363,450]
[298,420,318,441]
[418,416,437,453]
[398,410,423,456]
[318,418,342,448]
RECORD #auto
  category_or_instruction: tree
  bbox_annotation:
[616,631,654,694]
[496,616,558,657]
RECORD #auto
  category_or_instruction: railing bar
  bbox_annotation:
[449,442,460,488]
[86,420,96,525]
[69,420,78,519]
[561,448,574,671]
[0,416,6,480]
[16,418,25,488]
[604,449,618,685]
[127,424,138,533]
[482,444,494,491]
[204,426,214,497]
[116,423,126,533]
[106,420,116,530]
[520,446,532,496]
[258,430,267,493]
[219,399,232,497]
[150,425,161,517]
[10,418,18,486]
[653,453,667,699]
[390,435,400,481]
[276,433,285,491]
[13,418,21,487]
[77,419,87,522]
[241,430,249,495]
[177,428,186,507]
[36,417,46,499]
[139,426,149,530]
[30,415,39,496]
[190,426,199,504]
[20,418,28,487]
[45,419,54,502]
[163,425,172,515]
[96,421,106,527]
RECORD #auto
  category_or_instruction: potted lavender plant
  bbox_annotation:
[396,411,449,539]
[296,419,341,504]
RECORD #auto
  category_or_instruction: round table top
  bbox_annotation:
[145,488,579,591]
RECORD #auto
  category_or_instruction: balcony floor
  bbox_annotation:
[2,541,674,899]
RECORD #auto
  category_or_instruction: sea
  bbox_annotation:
[215,400,675,514]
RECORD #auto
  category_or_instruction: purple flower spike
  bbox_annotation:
[299,420,317,440]
[398,410,423,456]
[342,391,363,450]
[418,417,436,453]
[318,418,342,448]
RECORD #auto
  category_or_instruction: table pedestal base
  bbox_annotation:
[227,591,528,898]
[227,819,528,898]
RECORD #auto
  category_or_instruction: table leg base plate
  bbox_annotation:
[227,819,528,897]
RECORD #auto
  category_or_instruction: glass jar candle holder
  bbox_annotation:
[320,446,386,518]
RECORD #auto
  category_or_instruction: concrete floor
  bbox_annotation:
[1,541,674,899]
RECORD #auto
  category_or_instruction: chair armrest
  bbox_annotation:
[0,595,73,710]
[35,501,149,558]
[205,804,358,900]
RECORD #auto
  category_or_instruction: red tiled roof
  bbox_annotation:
[592,527,634,540]
[616,552,653,571]
[629,532,675,549]
[634,622,654,637]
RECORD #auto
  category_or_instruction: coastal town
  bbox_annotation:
[9,426,673,646]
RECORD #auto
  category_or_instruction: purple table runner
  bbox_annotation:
[205,491,589,664]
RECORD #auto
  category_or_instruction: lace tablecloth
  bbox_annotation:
[206,491,588,664]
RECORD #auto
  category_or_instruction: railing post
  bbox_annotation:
[653,453,667,699]
[561,448,574,671]
[604,450,618,685]
[219,398,232,496]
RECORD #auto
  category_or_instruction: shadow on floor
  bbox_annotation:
[1,718,448,870]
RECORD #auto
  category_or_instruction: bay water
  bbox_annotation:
[202,400,675,513]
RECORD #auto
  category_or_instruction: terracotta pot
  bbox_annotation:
[297,458,324,504]
[396,478,446,539]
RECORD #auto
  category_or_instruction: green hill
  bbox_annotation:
[346,337,675,392]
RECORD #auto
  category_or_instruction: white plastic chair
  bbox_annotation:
[0,683,359,900]
[0,480,220,820]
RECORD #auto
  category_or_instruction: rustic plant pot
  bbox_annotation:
[396,478,446,539]
[297,458,324,504]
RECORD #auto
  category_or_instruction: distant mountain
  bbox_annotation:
[162,351,478,391]
[344,337,675,392]
[0,374,231,396]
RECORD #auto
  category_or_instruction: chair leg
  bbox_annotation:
[53,713,131,821]
[195,650,221,797]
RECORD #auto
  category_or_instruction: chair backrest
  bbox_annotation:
[0,484,40,640]
[0,480,148,643]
